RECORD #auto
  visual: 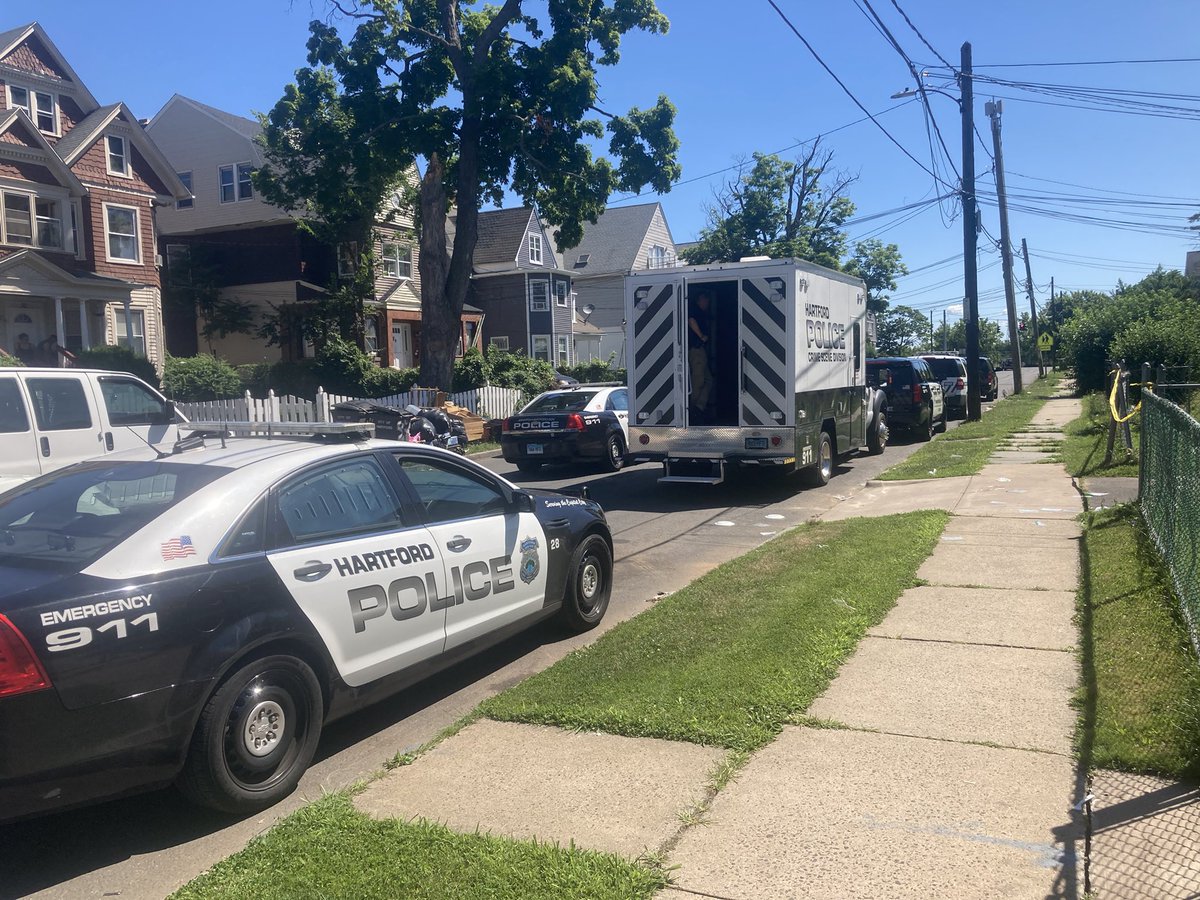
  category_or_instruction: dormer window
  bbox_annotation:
[528,233,543,265]
[8,85,57,135]
[106,136,129,177]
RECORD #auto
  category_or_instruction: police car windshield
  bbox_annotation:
[523,391,599,413]
[0,460,229,571]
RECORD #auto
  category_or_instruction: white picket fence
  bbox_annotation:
[177,385,526,425]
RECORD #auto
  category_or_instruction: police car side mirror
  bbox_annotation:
[510,490,535,513]
[160,401,178,425]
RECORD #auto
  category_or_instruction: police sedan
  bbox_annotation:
[0,425,613,821]
[500,384,630,474]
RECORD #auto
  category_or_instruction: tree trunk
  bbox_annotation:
[418,154,457,389]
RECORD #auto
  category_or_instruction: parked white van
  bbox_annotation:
[0,368,183,493]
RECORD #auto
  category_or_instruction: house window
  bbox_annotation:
[8,85,57,134]
[337,242,358,277]
[647,245,667,268]
[237,163,254,200]
[555,280,569,307]
[556,336,570,367]
[218,165,235,203]
[489,336,509,351]
[114,308,146,357]
[176,172,193,210]
[107,136,129,177]
[2,193,33,245]
[574,253,590,268]
[381,242,412,278]
[528,233,543,265]
[529,279,549,312]
[34,199,62,249]
[104,204,140,262]
[531,335,551,361]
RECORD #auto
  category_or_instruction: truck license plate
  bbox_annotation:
[744,437,768,450]
[527,443,544,455]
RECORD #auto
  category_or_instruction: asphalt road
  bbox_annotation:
[1,369,1041,900]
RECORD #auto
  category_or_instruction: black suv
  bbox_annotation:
[866,357,946,441]
[977,357,998,402]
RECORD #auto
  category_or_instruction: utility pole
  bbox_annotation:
[943,309,948,351]
[961,43,982,421]
[986,99,1023,394]
[929,310,934,350]
[1020,238,1045,377]
[1050,276,1056,370]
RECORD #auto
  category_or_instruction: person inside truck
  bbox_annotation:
[688,292,714,423]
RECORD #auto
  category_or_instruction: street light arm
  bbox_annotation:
[891,86,961,108]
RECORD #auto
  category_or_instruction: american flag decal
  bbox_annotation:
[161,535,196,561]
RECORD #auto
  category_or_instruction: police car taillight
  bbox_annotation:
[956,377,965,391]
[0,613,51,699]
[566,414,585,431]
[502,418,512,433]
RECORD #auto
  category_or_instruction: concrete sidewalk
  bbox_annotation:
[353,396,1096,897]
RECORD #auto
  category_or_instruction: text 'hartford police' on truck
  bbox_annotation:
[624,257,888,485]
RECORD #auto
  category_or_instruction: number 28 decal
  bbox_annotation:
[46,613,159,652]
[549,537,562,551]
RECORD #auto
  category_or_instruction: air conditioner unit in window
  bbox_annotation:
[154,254,164,267]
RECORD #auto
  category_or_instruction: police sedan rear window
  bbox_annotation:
[522,391,599,413]
[0,460,228,571]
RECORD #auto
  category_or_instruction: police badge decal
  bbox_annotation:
[519,536,540,584]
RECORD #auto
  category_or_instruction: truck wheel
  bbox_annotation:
[177,655,322,814]
[803,430,834,486]
[558,534,612,632]
[868,411,888,455]
[516,461,543,474]
[602,434,626,472]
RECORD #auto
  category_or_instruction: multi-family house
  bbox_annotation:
[147,94,480,369]
[468,207,575,367]
[562,201,677,365]
[0,23,189,367]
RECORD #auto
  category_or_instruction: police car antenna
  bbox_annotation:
[123,425,171,460]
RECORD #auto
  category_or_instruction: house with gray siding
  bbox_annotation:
[469,207,575,367]
[561,202,677,365]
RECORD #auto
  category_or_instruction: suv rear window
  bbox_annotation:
[0,460,227,571]
[924,358,964,379]
[523,391,598,413]
[867,362,913,388]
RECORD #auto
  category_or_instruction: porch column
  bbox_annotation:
[54,297,65,367]
[123,298,133,352]
[78,299,90,351]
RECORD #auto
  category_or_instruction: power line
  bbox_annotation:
[889,0,955,71]
[959,57,1200,69]
[763,0,951,189]
[1007,169,1200,204]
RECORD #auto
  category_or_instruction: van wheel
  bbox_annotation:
[868,411,888,455]
[177,655,322,814]
[804,430,834,487]
[559,535,612,632]
[602,433,625,472]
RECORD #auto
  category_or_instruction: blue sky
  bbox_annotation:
[14,0,1199,329]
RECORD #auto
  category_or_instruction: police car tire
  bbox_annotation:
[178,654,323,814]
[603,434,626,472]
[559,534,612,632]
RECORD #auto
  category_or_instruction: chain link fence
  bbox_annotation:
[1139,390,1200,657]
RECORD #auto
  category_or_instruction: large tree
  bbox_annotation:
[874,304,930,356]
[258,0,680,389]
[682,143,906,313]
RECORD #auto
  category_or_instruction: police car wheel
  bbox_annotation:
[178,655,323,814]
[559,534,612,632]
[603,434,626,472]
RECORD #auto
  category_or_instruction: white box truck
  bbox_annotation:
[624,257,887,485]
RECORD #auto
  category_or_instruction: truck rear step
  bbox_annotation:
[659,457,725,485]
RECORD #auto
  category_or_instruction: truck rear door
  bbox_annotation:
[738,273,790,427]
[629,278,684,427]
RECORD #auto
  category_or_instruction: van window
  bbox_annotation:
[26,378,92,431]
[98,376,171,426]
[0,378,30,433]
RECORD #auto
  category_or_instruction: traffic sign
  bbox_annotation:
[1038,333,1054,351]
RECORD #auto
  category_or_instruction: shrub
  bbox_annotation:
[486,348,556,396]
[162,354,242,401]
[367,366,420,397]
[561,358,627,385]
[452,347,491,391]
[236,362,272,396]
[76,344,159,387]
[0,352,23,367]
[312,336,375,395]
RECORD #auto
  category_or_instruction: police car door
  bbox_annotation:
[605,388,630,443]
[266,453,447,688]
[392,454,547,651]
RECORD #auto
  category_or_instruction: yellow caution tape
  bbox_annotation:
[1108,368,1151,423]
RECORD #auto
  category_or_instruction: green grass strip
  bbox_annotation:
[1058,392,1140,478]
[1076,505,1200,780]
[481,510,948,752]
[170,793,665,900]
[878,372,1063,480]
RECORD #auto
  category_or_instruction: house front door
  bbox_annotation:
[392,322,414,369]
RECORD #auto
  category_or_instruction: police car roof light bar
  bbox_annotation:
[181,421,376,441]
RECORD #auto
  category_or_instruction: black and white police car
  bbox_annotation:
[500,384,630,474]
[0,423,613,822]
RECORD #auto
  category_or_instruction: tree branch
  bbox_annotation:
[473,0,523,67]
